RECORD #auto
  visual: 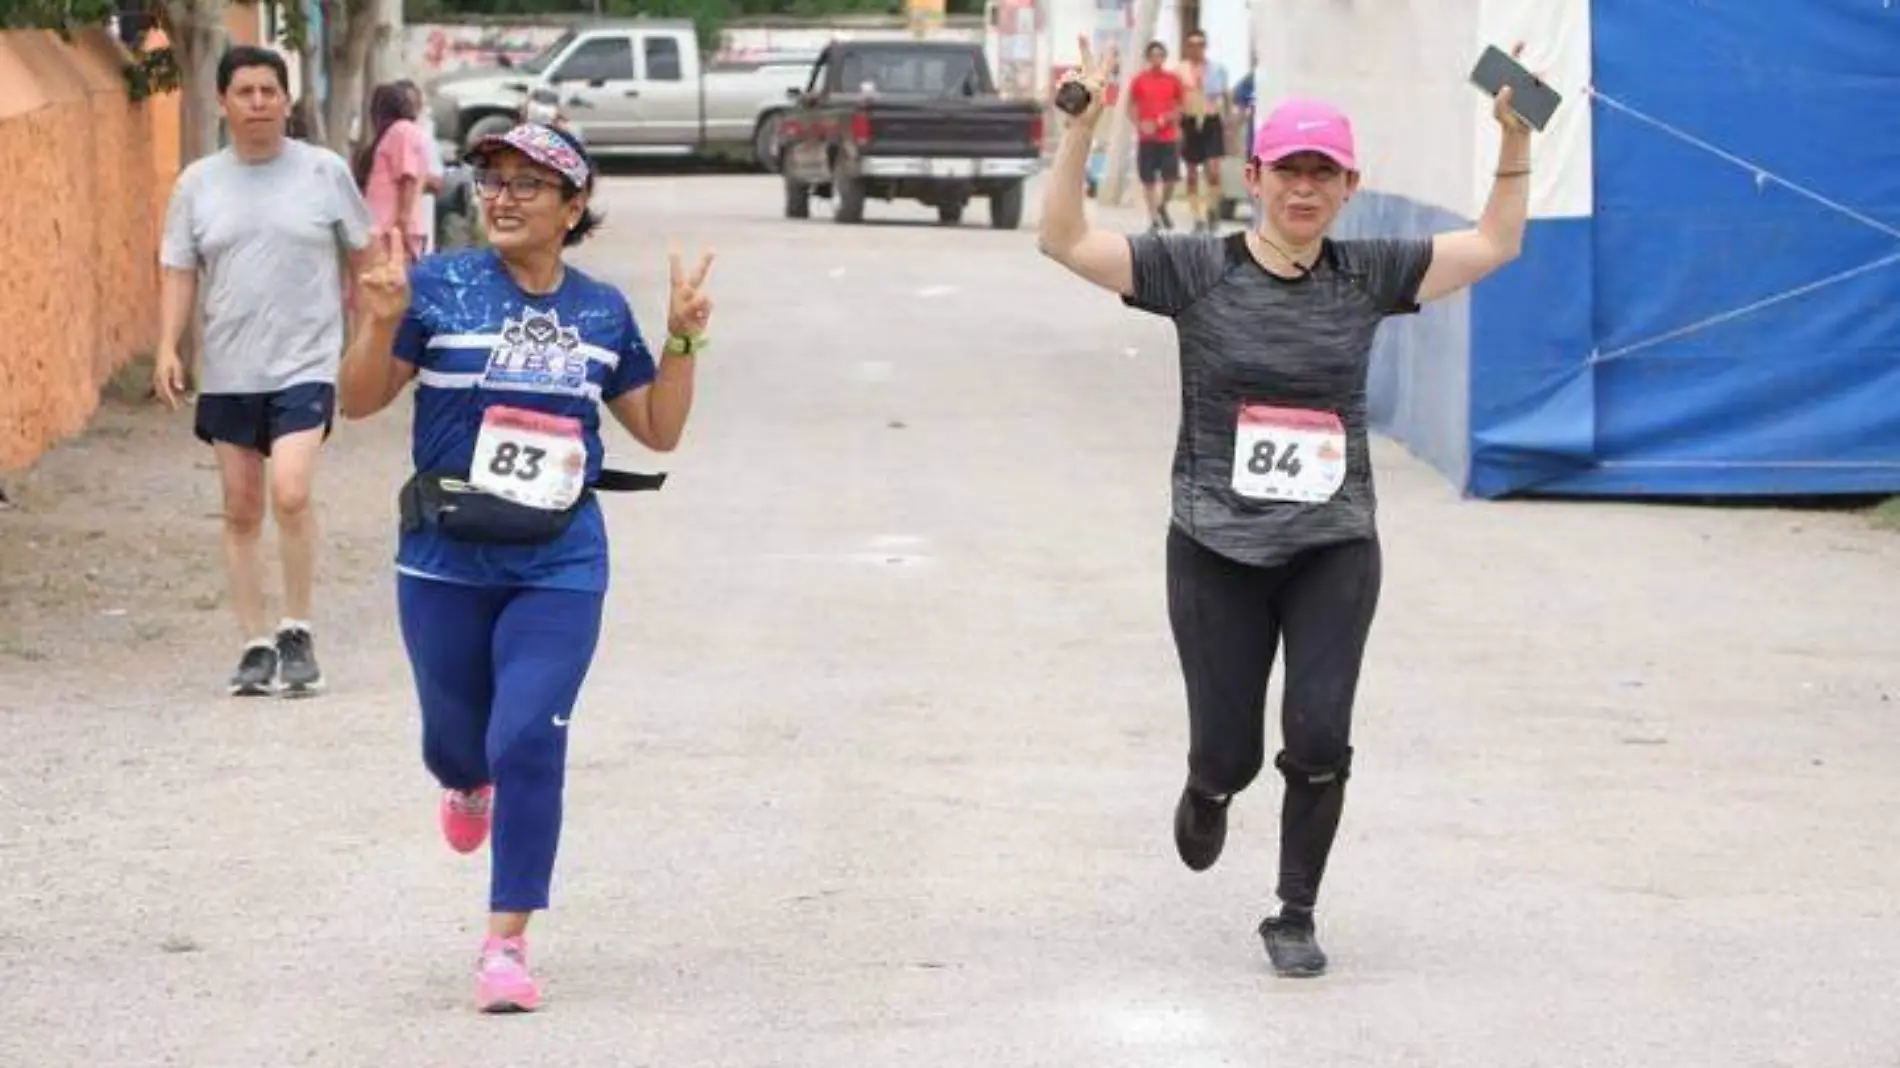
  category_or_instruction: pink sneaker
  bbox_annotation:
[475,935,541,1013]
[439,786,493,854]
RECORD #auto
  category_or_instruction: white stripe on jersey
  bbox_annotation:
[425,333,620,370]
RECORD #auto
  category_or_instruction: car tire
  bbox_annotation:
[834,175,866,224]
[989,180,1024,230]
[753,112,784,173]
[461,113,515,157]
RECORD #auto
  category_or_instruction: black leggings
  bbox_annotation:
[1165,526,1383,910]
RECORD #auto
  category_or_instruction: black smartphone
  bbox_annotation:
[1469,45,1561,131]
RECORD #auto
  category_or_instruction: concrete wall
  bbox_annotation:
[0,28,177,473]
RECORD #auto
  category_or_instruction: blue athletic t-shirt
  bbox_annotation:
[391,248,658,592]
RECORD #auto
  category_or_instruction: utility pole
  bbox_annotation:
[1098,0,1162,206]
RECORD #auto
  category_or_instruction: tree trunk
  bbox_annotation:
[319,0,378,161]
[164,0,230,165]
[160,0,231,390]
[298,39,328,145]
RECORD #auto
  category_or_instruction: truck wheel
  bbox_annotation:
[989,181,1025,230]
[753,112,784,174]
[938,200,965,225]
[834,175,866,224]
[784,176,810,219]
[461,113,515,156]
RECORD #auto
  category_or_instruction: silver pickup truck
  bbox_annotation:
[425,18,815,167]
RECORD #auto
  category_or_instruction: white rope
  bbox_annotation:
[1597,459,1900,470]
[1586,87,1900,243]
[1591,250,1900,365]
[1579,86,1900,364]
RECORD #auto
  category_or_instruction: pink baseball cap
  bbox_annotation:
[1252,98,1358,170]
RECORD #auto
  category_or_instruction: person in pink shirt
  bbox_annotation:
[355,83,431,261]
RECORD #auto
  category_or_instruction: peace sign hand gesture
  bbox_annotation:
[666,243,715,338]
[357,229,412,326]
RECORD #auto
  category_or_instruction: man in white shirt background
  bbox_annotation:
[1176,29,1231,233]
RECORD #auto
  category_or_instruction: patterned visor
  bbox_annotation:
[465,122,591,189]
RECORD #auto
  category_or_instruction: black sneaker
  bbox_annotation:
[1172,784,1230,871]
[1259,910,1328,978]
[275,626,324,697]
[229,643,279,697]
[1158,204,1174,230]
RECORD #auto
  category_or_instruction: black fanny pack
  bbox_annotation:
[398,466,666,546]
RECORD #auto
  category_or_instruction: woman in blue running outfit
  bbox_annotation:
[337,121,714,1013]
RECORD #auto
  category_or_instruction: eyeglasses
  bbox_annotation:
[473,170,560,200]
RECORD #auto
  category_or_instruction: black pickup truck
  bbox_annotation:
[777,40,1045,228]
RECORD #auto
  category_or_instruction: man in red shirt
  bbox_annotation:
[1126,40,1185,231]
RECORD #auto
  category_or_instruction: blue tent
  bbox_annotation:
[1260,0,1900,498]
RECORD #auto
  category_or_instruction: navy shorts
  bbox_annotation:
[193,383,336,456]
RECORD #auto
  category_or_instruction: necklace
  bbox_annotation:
[1250,230,1321,276]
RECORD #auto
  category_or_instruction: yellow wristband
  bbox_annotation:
[663,333,706,356]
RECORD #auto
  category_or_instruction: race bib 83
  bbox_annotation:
[469,406,588,511]
[1230,405,1348,504]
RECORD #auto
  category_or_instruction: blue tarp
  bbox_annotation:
[1365,0,1900,498]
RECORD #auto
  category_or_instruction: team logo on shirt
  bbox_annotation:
[482,308,588,394]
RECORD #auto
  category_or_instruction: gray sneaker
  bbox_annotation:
[229,643,279,697]
[1259,911,1328,978]
[275,626,324,697]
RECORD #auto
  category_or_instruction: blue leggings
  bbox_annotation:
[397,574,604,912]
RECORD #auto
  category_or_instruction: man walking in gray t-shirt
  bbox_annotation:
[155,45,374,698]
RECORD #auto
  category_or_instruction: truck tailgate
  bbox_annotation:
[863,102,1038,157]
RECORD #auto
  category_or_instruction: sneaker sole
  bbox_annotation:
[442,828,490,851]
[278,677,325,698]
[1260,926,1329,978]
[229,681,277,697]
[479,998,538,1014]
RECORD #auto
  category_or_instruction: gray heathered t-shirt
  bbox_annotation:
[1124,230,1434,568]
[160,139,374,395]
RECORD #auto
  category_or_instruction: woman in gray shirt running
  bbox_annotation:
[1038,38,1537,977]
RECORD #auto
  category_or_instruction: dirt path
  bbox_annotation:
[3,175,1897,1068]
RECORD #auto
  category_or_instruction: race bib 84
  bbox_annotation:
[1230,405,1348,504]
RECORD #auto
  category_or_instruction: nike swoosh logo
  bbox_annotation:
[552,713,571,727]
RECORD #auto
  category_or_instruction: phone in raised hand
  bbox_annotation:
[1470,44,1562,131]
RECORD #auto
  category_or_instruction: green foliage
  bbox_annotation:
[122,43,180,100]
[1871,497,1900,533]
[0,0,121,32]
[278,0,310,52]
[0,0,181,101]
